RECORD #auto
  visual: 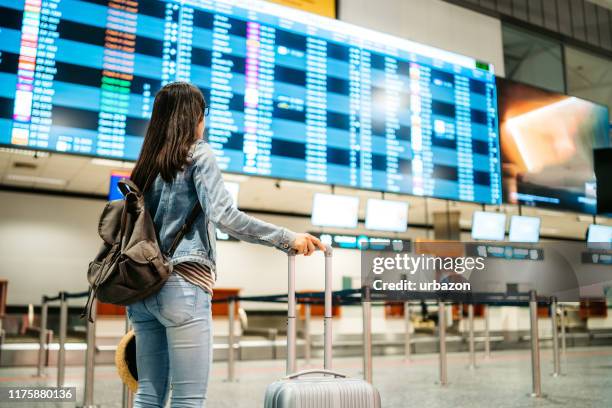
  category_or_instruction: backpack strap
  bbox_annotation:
[119,175,202,257]
[80,287,97,323]
[166,201,203,257]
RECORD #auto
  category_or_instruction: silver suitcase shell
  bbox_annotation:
[264,246,382,408]
[265,369,381,408]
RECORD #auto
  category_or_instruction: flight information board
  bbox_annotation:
[0,0,502,204]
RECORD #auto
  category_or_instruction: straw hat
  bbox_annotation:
[115,329,138,393]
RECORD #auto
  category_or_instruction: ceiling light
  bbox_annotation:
[459,219,471,227]
[577,215,595,223]
[5,174,66,186]
[278,179,330,191]
[535,209,564,217]
[222,173,250,183]
[0,147,49,157]
[91,158,135,168]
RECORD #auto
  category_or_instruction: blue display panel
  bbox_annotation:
[0,0,502,204]
[108,171,131,200]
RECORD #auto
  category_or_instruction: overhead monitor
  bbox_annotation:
[311,193,359,229]
[508,215,541,243]
[497,78,610,214]
[587,224,612,248]
[108,171,131,201]
[0,0,501,204]
[471,211,506,241]
[365,198,408,232]
[215,181,240,241]
[224,181,240,207]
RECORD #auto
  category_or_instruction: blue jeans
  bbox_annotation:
[127,273,213,407]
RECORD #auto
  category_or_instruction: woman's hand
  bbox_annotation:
[292,233,326,256]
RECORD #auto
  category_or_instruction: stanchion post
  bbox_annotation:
[404,301,411,361]
[122,312,132,408]
[57,292,68,388]
[560,304,567,358]
[362,299,373,384]
[484,304,491,359]
[468,303,476,370]
[529,291,542,397]
[323,251,332,371]
[37,299,48,377]
[551,297,560,377]
[438,300,448,386]
[0,316,4,366]
[304,303,311,365]
[79,301,97,408]
[227,297,236,382]
[287,254,296,375]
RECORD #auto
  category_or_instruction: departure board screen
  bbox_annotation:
[0,0,502,204]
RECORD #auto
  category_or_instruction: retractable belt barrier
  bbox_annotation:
[32,286,560,405]
[212,289,555,395]
[36,290,94,408]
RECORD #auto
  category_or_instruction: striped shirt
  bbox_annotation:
[174,262,216,295]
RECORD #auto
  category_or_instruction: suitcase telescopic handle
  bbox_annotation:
[287,244,333,376]
[284,369,347,380]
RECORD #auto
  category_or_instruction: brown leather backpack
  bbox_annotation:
[81,179,201,322]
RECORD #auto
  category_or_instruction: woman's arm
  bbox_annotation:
[191,141,323,254]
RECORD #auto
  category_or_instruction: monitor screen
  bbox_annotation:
[508,215,540,243]
[0,0,501,204]
[224,181,240,207]
[365,198,408,232]
[497,78,610,214]
[215,180,239,241]
[108,171,131,201]
[587,224,612,245]
[311,193,359,228]
[471,211,506,241]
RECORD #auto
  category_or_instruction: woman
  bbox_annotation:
[127,82,324,407]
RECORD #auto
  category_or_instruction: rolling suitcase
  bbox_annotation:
[264,245,381,408]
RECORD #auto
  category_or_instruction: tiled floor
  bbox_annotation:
[1,347,611,407]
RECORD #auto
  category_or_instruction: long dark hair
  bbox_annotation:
[131,82,205,191]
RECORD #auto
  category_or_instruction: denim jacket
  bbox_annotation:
[144,139,297,275]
